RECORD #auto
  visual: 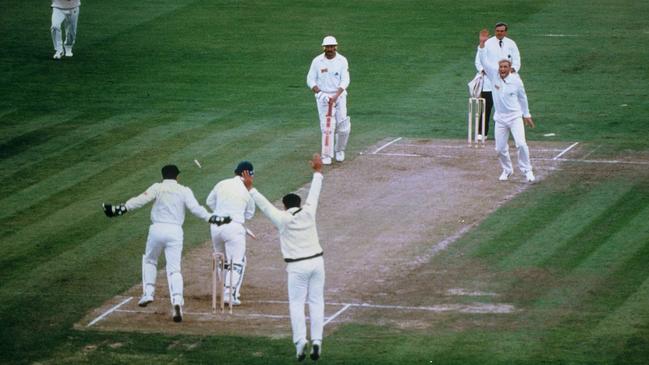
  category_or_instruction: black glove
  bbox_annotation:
[209,215,232,226]
[103,203,127,218]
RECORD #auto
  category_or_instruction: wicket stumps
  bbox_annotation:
[467,97,486,147]
[211,252,234,314]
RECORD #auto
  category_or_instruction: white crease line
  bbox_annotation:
[373,152,422,157]
[537,157,649,166]
[352,302,515,314]
[553,142,579,160]
[116,309,291,319]
[87,297,133,327]
[323,304,352,326]
[580,145,602,160]
[397,143,568,152]
[372,137,402,154]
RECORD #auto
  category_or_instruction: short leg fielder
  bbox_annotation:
[494,117,532,175]
[316,93,350,162]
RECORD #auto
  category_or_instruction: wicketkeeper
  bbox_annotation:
[103,164,220,322]
[307,35,351,165]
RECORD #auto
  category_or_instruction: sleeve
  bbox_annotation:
[185,188,212,222]
[303,173,323,214]
[125,183,158,211]
[244,193,256,220]
[206,186,217,210]
[249,189,288,228]
[339,57,350,90]
[510,40,521,72]
[478,46,498,86]
[475,50,484,72]
[516,78,531,118]
[306,58,319,90]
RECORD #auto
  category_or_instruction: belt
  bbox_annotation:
[284,251,323,263]
[211,216,232,226]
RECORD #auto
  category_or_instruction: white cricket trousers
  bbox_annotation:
[51,7,79,52]
[287,256,325,345]
[142,223,185,306]
[210,222,247,299]
[494,117,532,174]
[315,93,351,159]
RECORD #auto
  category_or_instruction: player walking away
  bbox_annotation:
[206,161,256,306]
[307,35,351,165]
[477,29,536,183]
[103,164,217,322]
[51,0,81,59]
[242,154,326,362]
[473,22,522,141]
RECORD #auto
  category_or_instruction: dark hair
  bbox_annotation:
[282,193,301,209]
[495,22,508,30]
[161,164,180,179]
[234,161,254,176]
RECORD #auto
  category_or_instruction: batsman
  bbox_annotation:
[307,35,351,165]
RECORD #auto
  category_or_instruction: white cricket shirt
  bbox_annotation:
[307,53,350,93]
[250,173,324,261]
[206,176,255,224]
[125,179,211,225]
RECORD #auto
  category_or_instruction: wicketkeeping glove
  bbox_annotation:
[103,203,128,218]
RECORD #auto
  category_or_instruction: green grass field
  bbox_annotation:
[1,0,649,364]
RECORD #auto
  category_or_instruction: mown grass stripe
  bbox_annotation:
[498,180,632,270]
[0,113,152,190]
[0,111,81,147]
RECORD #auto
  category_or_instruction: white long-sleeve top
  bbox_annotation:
[206,176,255,224]
[52,0,81,9]
[475,36,521,92]
[306,53,350,93]
[125,179,211,225]
[250,173,324,261]
[478,46,531,124]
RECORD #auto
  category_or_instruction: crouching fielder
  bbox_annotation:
[103,164,214,322]
[307,35,351,165]
[242,154,326,362]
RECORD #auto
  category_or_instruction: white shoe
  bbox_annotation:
[335,151,345,162]
[322,157,332,165]
[53,50,63,59]
[477,134,483,142]
[295,340,307,362]
[499,169,513,181]
[172,304,183,322]
[310,340,322,361]
[525,171,536,183]
[138,295,154,307]
[64,47,73,57]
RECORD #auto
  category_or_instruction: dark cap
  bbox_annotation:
[234,161,254,176]
[161,164,180,179]
[282,193,301,209]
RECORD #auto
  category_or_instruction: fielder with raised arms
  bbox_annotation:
[307,35,351,165]
[242,154,326,362]
[103,164,219,322]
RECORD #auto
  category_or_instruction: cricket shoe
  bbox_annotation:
[525,171,536,183]
[477,134,483,142]
[310,340,322,361]
[138,295,154,307]
[172,304,183,322]
[64,47,73,57]
[295,340,307,362]
[335,151,345,162]
[321,157,332,165]
[223,293,241,306]
[498,169,513,181]
[53,50,63,59]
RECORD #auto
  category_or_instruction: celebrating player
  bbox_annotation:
[242,154,326,362]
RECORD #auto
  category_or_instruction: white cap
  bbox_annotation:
[321,36,338,46]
